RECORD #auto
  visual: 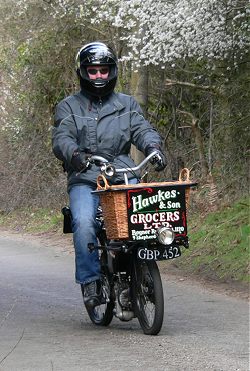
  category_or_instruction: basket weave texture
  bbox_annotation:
[97,168,193,240]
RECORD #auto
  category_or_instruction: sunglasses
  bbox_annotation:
[87,67,109,75]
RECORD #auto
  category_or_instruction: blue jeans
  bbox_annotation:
[69,184,100,284]
[69,180,137,285]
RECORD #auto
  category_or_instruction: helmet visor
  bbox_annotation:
[86,66,110,78]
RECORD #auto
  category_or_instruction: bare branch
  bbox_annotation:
[178,125,192,129]
[177,109,209,178]
[177,109,198,126]
[165,79,216,93]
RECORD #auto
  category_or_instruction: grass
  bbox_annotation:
[173,197,250,283]
[0,207,63,234]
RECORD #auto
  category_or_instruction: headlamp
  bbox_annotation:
[100,164,115,177]
[156,227,175,245]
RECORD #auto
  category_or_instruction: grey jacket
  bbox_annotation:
[52,91,162,191]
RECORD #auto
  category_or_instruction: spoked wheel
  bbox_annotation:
[132,259,164,335]
[84,274,114,326]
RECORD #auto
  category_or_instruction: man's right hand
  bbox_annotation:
[71,151,90,173]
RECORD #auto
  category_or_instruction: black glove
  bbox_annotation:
[145,146,167,172]
[71,151,91,173]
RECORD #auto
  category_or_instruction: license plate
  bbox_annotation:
[137,246,181,261]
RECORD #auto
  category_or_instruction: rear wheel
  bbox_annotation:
[132,259,164,335]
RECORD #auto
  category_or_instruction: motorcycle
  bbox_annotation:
[62,151,196,335]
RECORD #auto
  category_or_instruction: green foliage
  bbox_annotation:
[0,208,63,233]
[175,198,250,283]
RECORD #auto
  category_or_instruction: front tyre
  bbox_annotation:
[85,301,114,326]
[84,274,114,326]
[132,259,164,335]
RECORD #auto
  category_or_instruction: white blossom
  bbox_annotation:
[3,0,249,68]
[85,0,249,66]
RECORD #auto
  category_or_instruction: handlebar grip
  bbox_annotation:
[97,174,110,190]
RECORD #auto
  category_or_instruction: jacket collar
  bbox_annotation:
[76,91,125,118]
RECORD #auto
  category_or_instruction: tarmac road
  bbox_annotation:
[0,234,249,371]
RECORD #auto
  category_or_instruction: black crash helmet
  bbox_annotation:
[75,42,118,98]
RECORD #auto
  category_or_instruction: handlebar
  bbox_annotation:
[89,150,160,184]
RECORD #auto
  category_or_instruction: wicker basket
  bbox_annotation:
[96,168,193,240]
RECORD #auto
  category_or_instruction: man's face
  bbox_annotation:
[87,65,109,80]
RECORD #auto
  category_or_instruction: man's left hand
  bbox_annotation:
[145,146,167,172]
[151,150,167,171]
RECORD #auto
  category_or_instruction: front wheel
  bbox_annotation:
[132,259,164,335]
[84,274,114,326]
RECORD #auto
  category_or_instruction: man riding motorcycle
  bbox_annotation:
[52,41,166,308]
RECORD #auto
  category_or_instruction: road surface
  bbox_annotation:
[0,234,249,371]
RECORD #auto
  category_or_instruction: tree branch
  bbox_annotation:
[177,109,198,126]
[177,109,209,178]
[165,79,216,93]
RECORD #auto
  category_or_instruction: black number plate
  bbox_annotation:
[137,246,181,261]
